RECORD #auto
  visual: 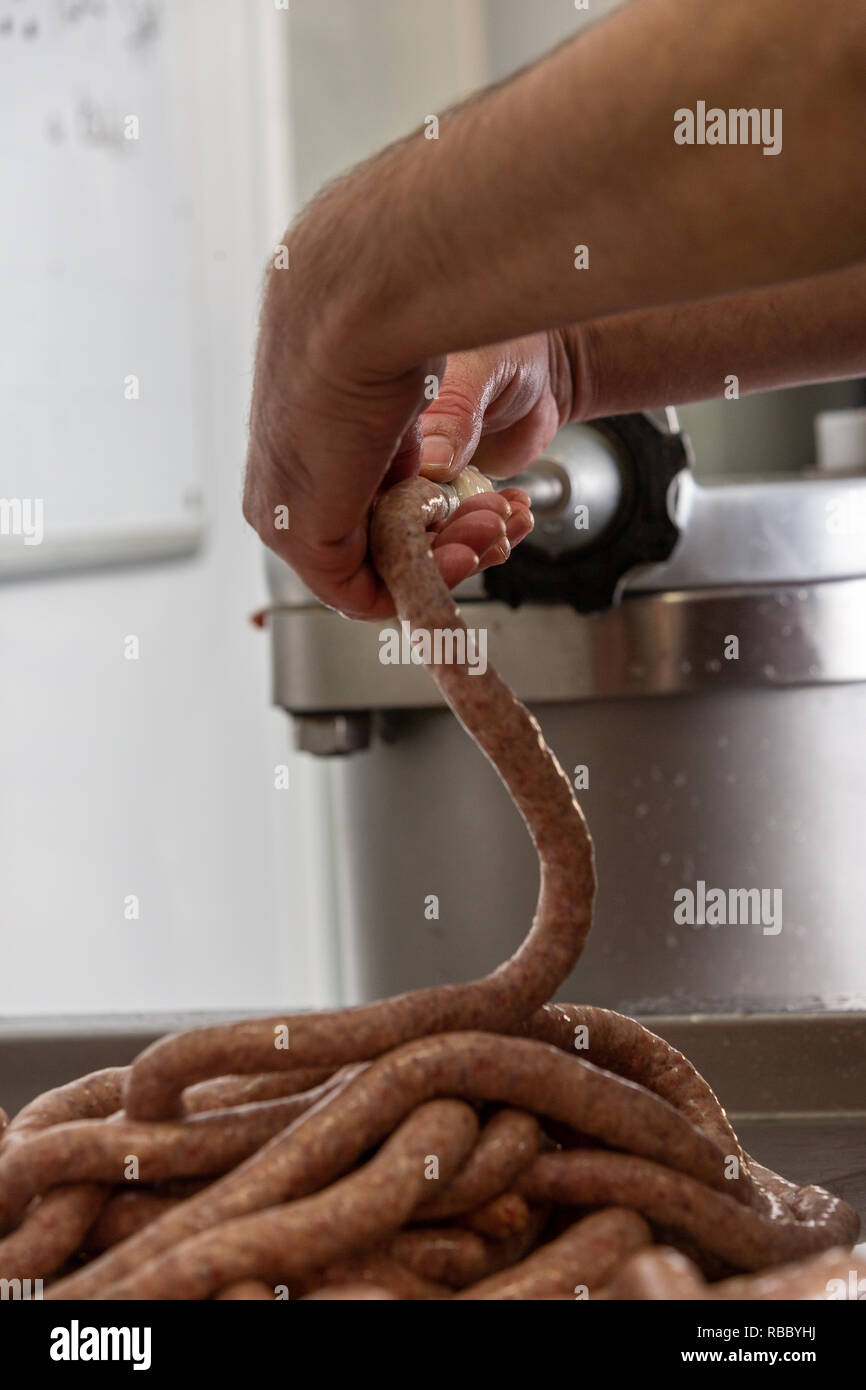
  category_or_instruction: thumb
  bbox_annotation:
[419,350,497,482]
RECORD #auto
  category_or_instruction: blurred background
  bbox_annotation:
[1,0,863,1021]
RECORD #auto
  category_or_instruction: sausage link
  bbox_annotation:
[461,1192,531,1239]
[0,1072,132,1277]
[98,1099,480,1299]
[301,1284,395,1301]
[744,1158,852,1232]
[645,1223,734,1281]
[523,1005,743,1161]
[322,1207,548,1298]
[415,1109,541,1221]
[122,481,596,1123]
[388,1227,491,1288]
[153,1176,213,1199]
[4,1068,127,1143]
[0,1085,340,1230]
[518,1151,859,1271]
[712,1247,866,1300]
[85,1190,179,1253]
[599,1246,708,1300]
[302,1254,450,1300]
[390,1208,547,1285]
[184,1067,335,1114]
[0,1067,150,1278]
[523,1013,801,1226]
[457,1208,651,1300]
[215,1279,275,1300]
[0,1185,108,1280]
[48,1031,744,1300]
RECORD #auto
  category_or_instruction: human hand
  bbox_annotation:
[245,261,572,618]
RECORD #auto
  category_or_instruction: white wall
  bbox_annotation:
[0,0,497,1023]
[287,0,487,204]
[0,0,336,1018]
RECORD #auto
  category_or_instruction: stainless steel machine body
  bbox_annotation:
[266,410,866,1017]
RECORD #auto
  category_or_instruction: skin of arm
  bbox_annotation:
[569,261,866,422]
[245,0,866,616]
[409,262,866,485]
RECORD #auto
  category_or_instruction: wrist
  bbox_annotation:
[556,324,598,425]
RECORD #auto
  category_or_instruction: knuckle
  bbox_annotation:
[433,383,484,430]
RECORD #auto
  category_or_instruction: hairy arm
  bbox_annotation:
[247,0,866,615]
[569,261,866,421]
[317,0,866,365]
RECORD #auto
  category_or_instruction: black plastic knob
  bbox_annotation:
[483,412,690,613]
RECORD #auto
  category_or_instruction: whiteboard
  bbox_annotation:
[0,0,207,576]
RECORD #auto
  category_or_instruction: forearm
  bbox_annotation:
[246,0,866,616]
[566,261,866,420]
[306,0,866,373]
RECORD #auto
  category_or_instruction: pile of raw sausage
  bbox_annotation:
[0,478,861,1301]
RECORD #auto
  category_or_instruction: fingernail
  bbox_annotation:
[508,508,533,538]
[482,537,511,567]
[420,433,455,480]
